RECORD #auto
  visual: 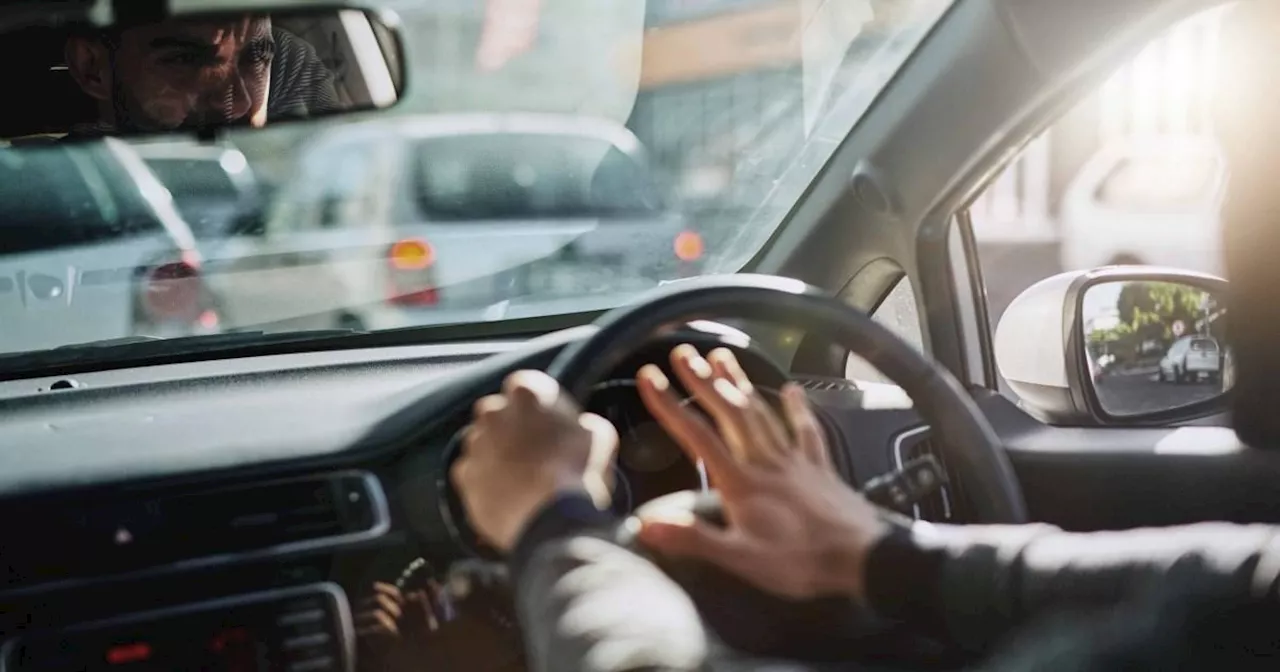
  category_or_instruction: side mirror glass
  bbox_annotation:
[996,266,1229,424]
[1081,279,1230,417]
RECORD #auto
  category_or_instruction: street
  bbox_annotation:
[1094,369,1223,416]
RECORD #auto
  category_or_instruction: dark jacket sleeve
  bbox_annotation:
[508,493,715,672]
[865,518,1280,652]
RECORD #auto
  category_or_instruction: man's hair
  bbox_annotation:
[64,22,120,48]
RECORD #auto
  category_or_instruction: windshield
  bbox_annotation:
[0,0,953,358]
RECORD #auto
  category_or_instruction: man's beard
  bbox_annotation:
[108,73,257,134]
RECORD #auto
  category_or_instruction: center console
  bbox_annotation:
[2,583,353,672]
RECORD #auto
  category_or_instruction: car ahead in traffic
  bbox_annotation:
[1159,334,1222,384]
[0,139,218,354]
[205,113,703,331]
[1060,136,1227,275]
[133,142,263,244]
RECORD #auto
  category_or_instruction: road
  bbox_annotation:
[1094,370,1223,416]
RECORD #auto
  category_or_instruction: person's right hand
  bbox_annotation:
[634,345,889,604]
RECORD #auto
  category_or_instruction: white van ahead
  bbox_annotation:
[206,114,701,332]
[1158,335,1222,384]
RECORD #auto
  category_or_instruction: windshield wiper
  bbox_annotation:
[0,329,365,381]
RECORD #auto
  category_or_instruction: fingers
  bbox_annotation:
[472,393,506,419]
[636,364,744,489]
[672,345,789,466]
[709,348,789,464]
[669,345,756,462]
[355,584,405,638]
[502,369,560,406]
[781,383,831,466]
[355,607,400,638]
[578,411,620,508]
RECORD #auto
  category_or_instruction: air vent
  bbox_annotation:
[796,376,860,392]
[893,428,953,521]
[2,472,385,589]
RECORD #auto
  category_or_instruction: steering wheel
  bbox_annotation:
[546,274,1028,659]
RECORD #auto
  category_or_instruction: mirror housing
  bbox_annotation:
[995,266,1229,425]
[0,5,406,142]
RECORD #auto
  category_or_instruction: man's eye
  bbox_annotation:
[162,53,203,66]
[161,52,221,68]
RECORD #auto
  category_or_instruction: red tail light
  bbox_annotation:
[388,287,440,306]
[674,230,704,262]
[387,238,440,306]
[141,260,204,322]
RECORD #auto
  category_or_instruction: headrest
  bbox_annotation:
[1217,2,1280,446]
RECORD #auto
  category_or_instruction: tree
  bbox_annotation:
[1115,281,1207,343]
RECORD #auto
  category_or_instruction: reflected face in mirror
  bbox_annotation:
[63,13,347,135]
[1082,280,1230,417]
[66,16,275,133]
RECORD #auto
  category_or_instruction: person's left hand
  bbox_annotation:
[451,370,619,552]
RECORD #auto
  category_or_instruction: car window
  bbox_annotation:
[0,145,161,254]
[969,5,1232,398]
[1095,156,1218,212]
[1191,337,1218,352]
[846,276,924,384]
[411,133,661,221]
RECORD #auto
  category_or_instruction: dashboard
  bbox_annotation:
[0,323,941,672]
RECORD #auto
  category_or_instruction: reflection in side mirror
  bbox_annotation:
[1081,279,1230,417]
[1,8,405,141]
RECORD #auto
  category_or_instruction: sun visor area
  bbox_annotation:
[1216,2,1280,448]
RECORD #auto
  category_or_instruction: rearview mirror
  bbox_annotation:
[1,7,405,141]
[996,267,1229,425]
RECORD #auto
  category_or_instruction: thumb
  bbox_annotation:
[638,518,738,564]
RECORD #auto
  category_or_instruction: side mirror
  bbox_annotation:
[995,267,1230,424]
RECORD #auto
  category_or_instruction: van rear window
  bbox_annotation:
[411,133,664,221]
[1191,338,1218,351]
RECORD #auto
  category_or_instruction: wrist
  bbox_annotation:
[817,518,890,602]
[498,482,592,551]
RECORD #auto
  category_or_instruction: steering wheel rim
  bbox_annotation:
[547,274,1027,524]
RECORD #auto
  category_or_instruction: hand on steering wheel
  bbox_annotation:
[452,370,619,552]
[634,345,888,604]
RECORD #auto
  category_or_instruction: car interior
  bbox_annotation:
[2,0,1276,670]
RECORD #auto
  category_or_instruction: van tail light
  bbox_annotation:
[674,230,704,262]
[389,238,435,271]
[387,238,440,306]
[141,259,205,323]
[673,230,704,277]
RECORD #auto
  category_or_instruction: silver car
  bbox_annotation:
[0,139,216,353]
